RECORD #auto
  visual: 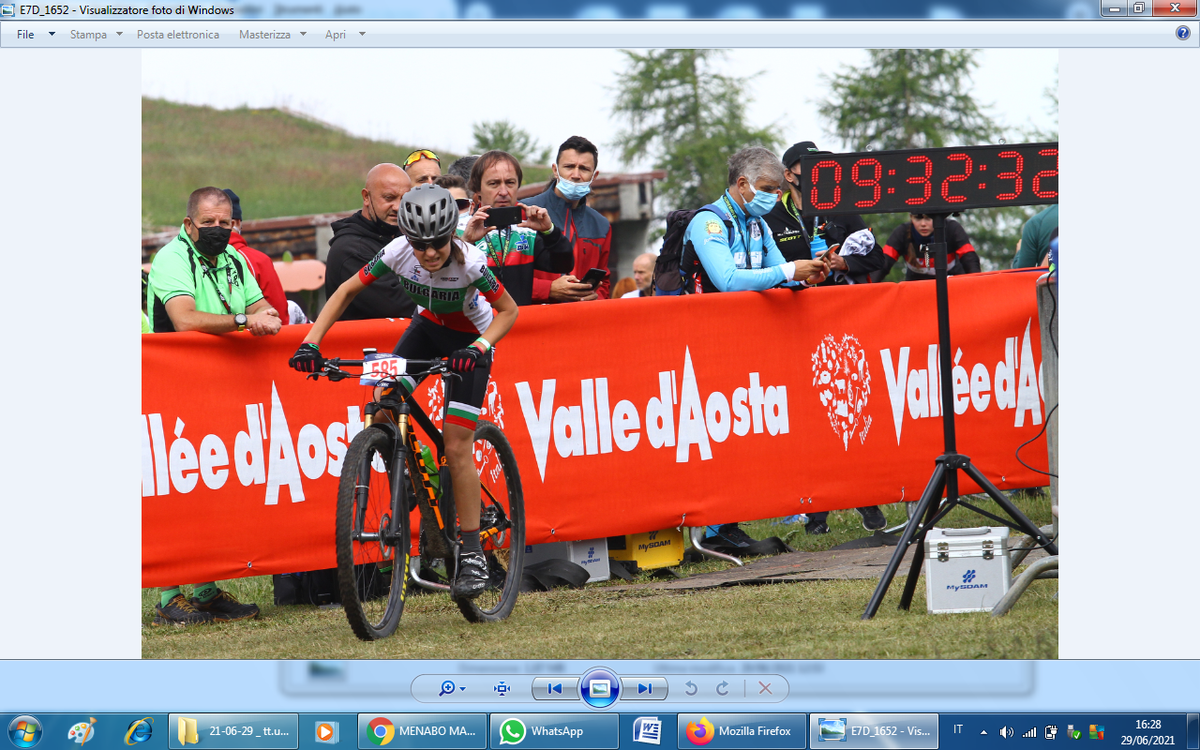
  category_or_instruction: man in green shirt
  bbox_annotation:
[145,186,279,626]
[147,186,282,335]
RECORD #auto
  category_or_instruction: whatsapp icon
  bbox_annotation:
[498,718,526,746]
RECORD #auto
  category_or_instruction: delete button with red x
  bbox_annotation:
[1154,0,1196,15]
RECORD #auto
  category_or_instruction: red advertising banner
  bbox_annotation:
[141,270,1050,587]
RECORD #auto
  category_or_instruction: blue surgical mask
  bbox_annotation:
[554,168,593,201]
[744,187,778,217]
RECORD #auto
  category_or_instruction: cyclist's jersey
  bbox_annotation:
[358,237,505,333]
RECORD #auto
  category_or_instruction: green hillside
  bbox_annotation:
[142,98,551,232]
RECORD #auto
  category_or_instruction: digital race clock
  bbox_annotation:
[798,142,1058,217]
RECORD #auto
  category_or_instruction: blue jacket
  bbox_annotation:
[685,190,794,293]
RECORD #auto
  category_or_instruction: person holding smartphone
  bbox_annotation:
[289,185,520,600]
[525,135,613,303]
[462,150,574,305]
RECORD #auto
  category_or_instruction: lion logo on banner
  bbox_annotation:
[811,333,872,450]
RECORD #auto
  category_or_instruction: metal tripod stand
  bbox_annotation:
[861,213,1058,619]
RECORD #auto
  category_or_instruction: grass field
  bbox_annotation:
[142,494,1056,660]
[142,98,552,233]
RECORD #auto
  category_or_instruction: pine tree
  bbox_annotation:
[611,49,781,211]
[818,49,996,151]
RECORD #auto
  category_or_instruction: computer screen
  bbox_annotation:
[1,1,1197,748]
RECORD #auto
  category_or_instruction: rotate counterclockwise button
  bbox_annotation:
[579,667,620,709]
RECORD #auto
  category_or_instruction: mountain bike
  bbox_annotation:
[307,353,525,640]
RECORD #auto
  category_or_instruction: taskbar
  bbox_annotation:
[4,713,1199,750]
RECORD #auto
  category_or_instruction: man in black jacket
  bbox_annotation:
[765,141,886,286]
[324,163,416,320]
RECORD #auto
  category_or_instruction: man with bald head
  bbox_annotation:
[324,163,416,320]
[622,252,656,298]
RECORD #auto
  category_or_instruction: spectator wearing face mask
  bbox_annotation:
[324,163,416,320]
[525,135,612,303]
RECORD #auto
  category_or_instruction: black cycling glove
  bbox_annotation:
[289,342,325,373]
[448,346,483,373]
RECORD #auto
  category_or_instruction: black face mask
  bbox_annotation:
[365,197,400,238]
[194,225,232,257]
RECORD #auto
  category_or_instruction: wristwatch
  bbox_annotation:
[234,313,248,331]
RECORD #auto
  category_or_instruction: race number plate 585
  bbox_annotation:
[360,353,407,386]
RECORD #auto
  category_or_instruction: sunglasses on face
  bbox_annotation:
[411,234,453,252]
[455,198,471,211]
[404,149,441,167]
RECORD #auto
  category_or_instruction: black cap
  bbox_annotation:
[222,188,242,221]
[782,141,829,168]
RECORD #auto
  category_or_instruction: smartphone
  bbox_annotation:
[483,205,526,228]
[579,267,610,289]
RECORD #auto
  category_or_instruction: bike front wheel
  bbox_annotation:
[443,420,525,623]
[336,426,409,640]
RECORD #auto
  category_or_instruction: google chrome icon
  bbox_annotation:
[685,717,715,746]
[367,718,394,746]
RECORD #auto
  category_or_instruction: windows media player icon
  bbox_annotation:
[632,717,662,745]
[315,722,339,745]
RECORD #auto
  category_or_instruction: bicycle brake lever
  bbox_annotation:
[306,372,320,381]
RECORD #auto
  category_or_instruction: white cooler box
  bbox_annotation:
[524,538,610,583]
[924,526,1012,613]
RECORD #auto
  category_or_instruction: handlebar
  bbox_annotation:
[305,357,453,384]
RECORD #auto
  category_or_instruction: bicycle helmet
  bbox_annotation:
[398,184,459,242]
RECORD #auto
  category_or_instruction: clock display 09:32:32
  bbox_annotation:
[798,142,1058,217]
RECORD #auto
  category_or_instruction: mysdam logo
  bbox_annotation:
[880,319,1044,446]
[947,569,988,592]
[515,347,789,481]
[141,381,369,503]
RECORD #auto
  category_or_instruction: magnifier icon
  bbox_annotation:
[439,680,456,696]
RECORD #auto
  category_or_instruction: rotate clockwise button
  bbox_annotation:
[580,667,620,709]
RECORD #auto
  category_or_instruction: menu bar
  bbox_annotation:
[1,19,1196,47]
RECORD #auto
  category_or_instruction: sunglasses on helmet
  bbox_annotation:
[404,149,441,167]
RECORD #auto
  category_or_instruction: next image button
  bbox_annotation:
[676,714,806,749]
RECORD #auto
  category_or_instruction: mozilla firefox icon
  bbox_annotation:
[685,717,715,746]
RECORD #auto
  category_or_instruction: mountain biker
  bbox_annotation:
[288,184,519,600]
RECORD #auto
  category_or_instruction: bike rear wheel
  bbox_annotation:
[442,420,525,623]
[336,426,409,640]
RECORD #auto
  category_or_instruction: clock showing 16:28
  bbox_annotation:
[798,142,1058,217]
